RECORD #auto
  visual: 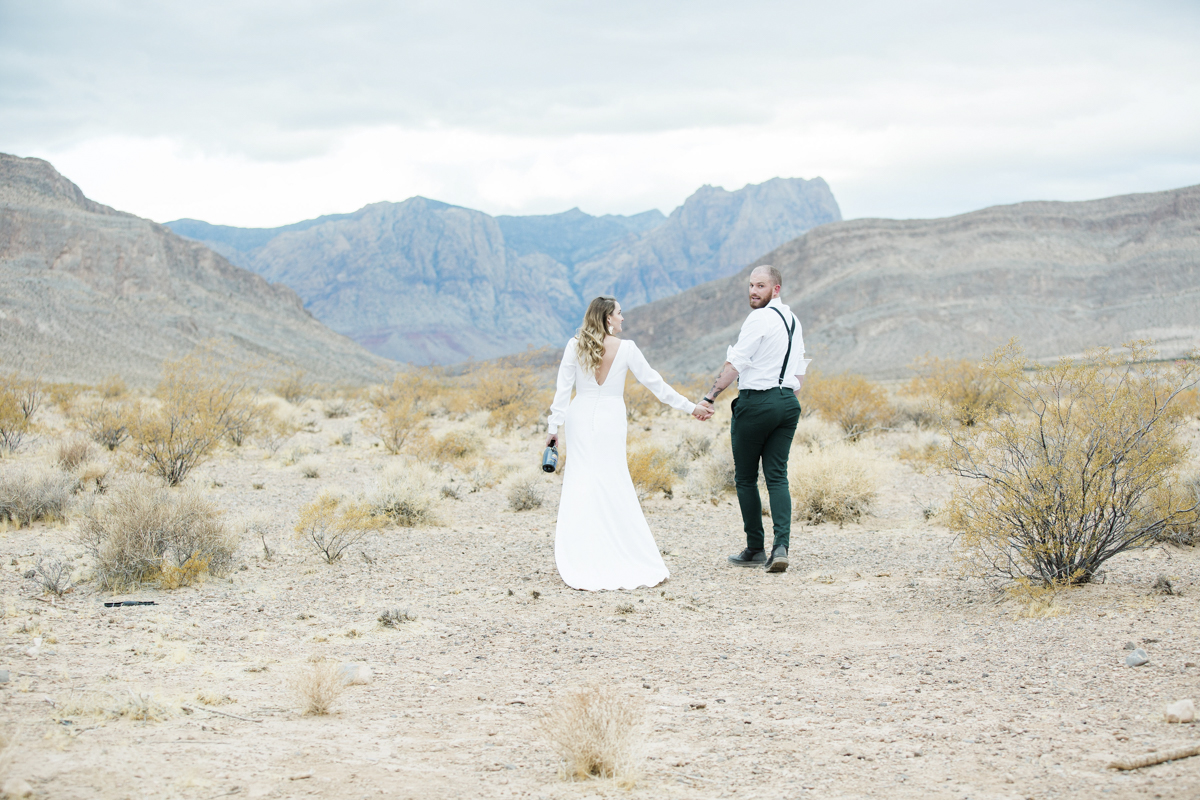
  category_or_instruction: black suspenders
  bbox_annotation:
[769,307,796,387]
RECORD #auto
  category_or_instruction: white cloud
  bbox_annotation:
[4,0,1200,224]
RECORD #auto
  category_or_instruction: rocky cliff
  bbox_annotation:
[0,153,390,385]
[167,177,840,364]
[624,185,1200,379]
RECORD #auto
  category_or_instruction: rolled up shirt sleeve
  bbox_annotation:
[726,315,765,375]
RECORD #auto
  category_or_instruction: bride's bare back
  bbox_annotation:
[595,335,622,386]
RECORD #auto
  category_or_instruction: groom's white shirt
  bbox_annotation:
[726,297,810,390]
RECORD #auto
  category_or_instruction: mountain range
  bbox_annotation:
[166,177,842,364]
[0,153,389,386]
[625,184,1200,380]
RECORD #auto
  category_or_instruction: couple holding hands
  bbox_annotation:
[543,265,810,591]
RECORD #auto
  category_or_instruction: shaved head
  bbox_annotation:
[751,265,782,289]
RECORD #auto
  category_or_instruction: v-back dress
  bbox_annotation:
[546,338,696,591]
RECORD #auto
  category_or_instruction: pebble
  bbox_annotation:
[1125,648,1149,667]
[339,663,372,685]
[1123,642,1136,650]
[0,670,8,684]
[1,778,33,798]
[1164,699,1196,724]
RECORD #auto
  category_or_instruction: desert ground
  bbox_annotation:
[1,391,1199,800]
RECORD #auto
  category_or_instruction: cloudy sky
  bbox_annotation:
[2,1,1198,227]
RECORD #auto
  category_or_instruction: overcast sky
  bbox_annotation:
[2,0,1198,227]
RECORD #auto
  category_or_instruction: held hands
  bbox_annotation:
[692,400,715,421]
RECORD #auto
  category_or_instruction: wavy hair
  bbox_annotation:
[576,296,618,376]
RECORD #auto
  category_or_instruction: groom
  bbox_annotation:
[696,265,808,573]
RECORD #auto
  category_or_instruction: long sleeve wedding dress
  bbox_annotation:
[546,338,696,591]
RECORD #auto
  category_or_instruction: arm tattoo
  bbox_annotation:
[708,372,725,400]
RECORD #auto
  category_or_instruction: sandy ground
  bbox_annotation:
[2,399,1199,800]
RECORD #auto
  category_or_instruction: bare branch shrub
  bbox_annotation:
[33,553,74,596]
[790,446,877,524]
[0,465,75,527]
[57,435,96,471]
[0,371,39,454]
[97,375,126,399]
[128,343,262,485]
[367,396,427,454]
[295,492,381,563]
[469,360,550,430]
[507,473,545,511]
[541,685,646,782]
[370,465,439,526]
[802,371,893,440]
[907,356,1011,427]
[79,398,132,451]
[291,658,347,715]
[79,479,238,589]
[272,368,310,404]
[627,445,676,500]
[683,449,736,503]
[624,376,661,422]
[948,341,1200,585]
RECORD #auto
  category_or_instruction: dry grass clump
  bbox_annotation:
[907,356,1010,427]
[507,473,545,511]
[379,607,418,627]
[791,415,840,451]
[57,435,96,471]
[790,446,878,524]
[322,397,352,419]
[79,479,238,589]
[433,429,482,461]
[370,464,439,526]
[949,341,1199,585]
[296,492,382,563]
[683,449,736,503]
[0,465,75,527]
[541,685,646,783]
[803,371,893,441]
[128,344,262,485]
[290,658,347,715]
[298,457,321,479]
[627,445,675,500]
[896,431,947,474]
[55,689,177,722]
[674,430,711,462]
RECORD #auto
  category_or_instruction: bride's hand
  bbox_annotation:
[545,434,558,447]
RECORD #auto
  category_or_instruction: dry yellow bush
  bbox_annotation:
[371,367,450,416]
[367,397,427,455]
[541,685,645,783]
[1145,472,1200,546]
[948,341,1199,585]
[369,465,438,527]
[128,343,262,485]
[907,356,1010,427]
[78,397,134,451]
[57,435,95,471]
[272,368,310,404]
[0,371,40,454]
[896,432,946,474]
[55,689,176,722]
[295,492,382,562]
[79,478,237,589]
[291,659,347,715]
[790,446,878,524]
[97,375,127,399]
[627,445,675,500]
[802,371,892,441]
[469,361,550,430]
[433,429,482,461]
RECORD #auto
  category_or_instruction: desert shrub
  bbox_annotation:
[0,465,75,527]
[948,341,1200,585]
[907,356,1010,427]
[0,372,40,453]
[97,375,127,399]
[47,381,84,412]
[433,429,482,461]
[1144,472,1200,547]
[624,377,661,422]
[128,344,262,485]
[31,552,74,597]
[541,685,645,782]
[803,371,892,440]
[322,398,352,419]
[627,445,675,500]
[367,396,427,454]
[674,430,711,462]
[378,607,417,627]
[57,435,96,471]
[79,480,237,589]
[291,658,347,715]
[296,492,381,562]
[896,431,946,474]
[470,362,550,430]
[371,367,450,416]
[258,407,300,454]
[55,689,176,722]
[790,446,877,524]
[507,473,545,511]
[272,368,310,404]
[370,464,439,526]
[791,415,840,451]
[79,398,133,451]
[683,449,736,503]
[298,457,321,479]
[890,393,942,430]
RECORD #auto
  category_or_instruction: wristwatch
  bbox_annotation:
[702,396,715,404]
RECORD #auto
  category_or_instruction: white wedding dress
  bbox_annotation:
[547,338,696,591]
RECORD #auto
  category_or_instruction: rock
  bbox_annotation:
[2,778,33,798]
[338,663,372,685]
[1125,648,1149,667]
[0,670,9,683]
[1164,699,1196,723]
[1123,642,1137,650]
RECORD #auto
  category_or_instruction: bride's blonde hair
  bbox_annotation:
[576,296,618,376]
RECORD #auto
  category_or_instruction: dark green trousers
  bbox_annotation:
[730,387,801,551]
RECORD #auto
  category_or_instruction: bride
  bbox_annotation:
[545,296,709,591]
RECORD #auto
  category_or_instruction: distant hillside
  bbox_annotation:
[166,178,840,364]
[624,185,1200,379]
[0,153,390,385]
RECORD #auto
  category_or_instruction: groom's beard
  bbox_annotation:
[748,295,770,309]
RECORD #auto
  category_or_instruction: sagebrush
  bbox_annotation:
[296,492,381,562]
[790,446,877,524]
[541,685,645,782]
[803,372,892,440]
